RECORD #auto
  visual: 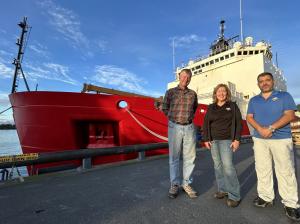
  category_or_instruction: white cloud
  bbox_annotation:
[95,40,109,53]
[0,61,13,78]
[137,57,151,66]
[0,118,14,124]
[37,0,108,56]
[0,93,13,124]
[0,49,13,58]
[171,34,207,48]
[38,0,89,49]
[25,62,79,85]
[90,65,163,97]
[0,93,10,106]
[28,42,49,58]
[93,65,146,92]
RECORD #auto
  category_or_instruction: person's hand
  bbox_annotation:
[258,127,272,138]
[230,140,240,152]
[204,141,212,150]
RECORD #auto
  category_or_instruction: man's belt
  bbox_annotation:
[173,120,192,125]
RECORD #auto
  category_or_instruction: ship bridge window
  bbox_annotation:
[210,60,214,65]
[215,58,219,63]
[196,65,200,69]
[199,69,202,73]
[249,51,253,55]
[201,63,205,68]
[255,50,259,54]
[220,56,224,61]
[230,52,235,57]
[191,67,195,71]
[205,62,209,66]
[260,50,264,53]
[225,55,229,59]
[238,51,242,55]
[243,51,248,55]
[194,71,198,74]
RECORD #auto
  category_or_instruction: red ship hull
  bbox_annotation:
[9,91,250,174]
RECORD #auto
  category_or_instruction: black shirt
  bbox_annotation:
[202,101,243,142]
[209,102,233,140]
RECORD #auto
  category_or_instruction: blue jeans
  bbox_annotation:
[168,121,196,186]
[211,140,240,201]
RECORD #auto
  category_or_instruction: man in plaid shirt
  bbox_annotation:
[162,68,198,199]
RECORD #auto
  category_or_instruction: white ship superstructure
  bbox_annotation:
[168,21,286,117]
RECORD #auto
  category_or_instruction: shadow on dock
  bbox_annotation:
[0,143,299,224]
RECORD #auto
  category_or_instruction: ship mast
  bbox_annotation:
[240,0,244,43]
[209,20,229,56]
[11,17,30,93]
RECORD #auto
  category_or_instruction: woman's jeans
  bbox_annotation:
[211,140,240,201]
[168,121,196,187]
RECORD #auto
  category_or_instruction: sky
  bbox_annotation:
[0,0,299,123]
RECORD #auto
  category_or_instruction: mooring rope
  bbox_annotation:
[125,108,168,141]
[0,106,12,115]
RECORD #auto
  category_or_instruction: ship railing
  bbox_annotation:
[0,135,253,181]
[0,142,168,181]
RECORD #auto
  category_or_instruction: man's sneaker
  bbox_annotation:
[227,199,241,208]
[182,185,198,198]
[214,192,228,199]
[168,184,179,199]
[253,196,274,208]
[284,206,300,221]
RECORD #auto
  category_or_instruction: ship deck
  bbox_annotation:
[1,143,300,224]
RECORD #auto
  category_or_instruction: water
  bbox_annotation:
[0,130,28,177]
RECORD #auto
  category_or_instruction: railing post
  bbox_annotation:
[82,157,92,169]
[138,151,145,161]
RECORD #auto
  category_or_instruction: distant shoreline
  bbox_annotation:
[0,124,16,130]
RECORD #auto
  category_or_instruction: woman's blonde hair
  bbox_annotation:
[212,84,232,103]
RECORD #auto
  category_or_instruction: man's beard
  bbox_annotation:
[261,85,273,93]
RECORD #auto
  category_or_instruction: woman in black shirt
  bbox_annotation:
[203,83,242,207]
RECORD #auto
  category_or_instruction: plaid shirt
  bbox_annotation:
[162,86,198,124]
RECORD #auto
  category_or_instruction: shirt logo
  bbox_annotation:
[226,107,231,111]
[272,97,279,101]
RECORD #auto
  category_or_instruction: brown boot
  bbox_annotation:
[214,192,228,199]
[227,198,241,207]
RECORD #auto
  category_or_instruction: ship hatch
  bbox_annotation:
[86,122,119,148]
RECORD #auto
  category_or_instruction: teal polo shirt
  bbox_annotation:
[247,90,296,139]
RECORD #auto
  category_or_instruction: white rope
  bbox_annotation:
[125,108,168,141]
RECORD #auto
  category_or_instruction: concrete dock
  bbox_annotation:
[1,143,300,224]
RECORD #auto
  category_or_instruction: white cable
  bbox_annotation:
[125,108,168,142]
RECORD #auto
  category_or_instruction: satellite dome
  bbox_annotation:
[245,37,253,46]
[256,42,267,47]
[233,41,242,48]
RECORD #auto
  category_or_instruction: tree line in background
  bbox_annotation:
[0,124,16,129]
